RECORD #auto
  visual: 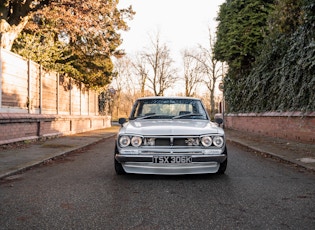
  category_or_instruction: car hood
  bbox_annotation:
[119,119,224,136]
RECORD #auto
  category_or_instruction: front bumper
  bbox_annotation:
[115,154,227,175]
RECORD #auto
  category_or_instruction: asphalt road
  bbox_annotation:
[0,137,314,230]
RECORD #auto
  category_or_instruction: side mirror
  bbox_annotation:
[118,118,127,126]
[214,117,223,125]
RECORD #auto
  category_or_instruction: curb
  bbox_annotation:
[226,138,315,173]
[0,133,116,180]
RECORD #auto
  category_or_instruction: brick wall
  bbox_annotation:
[0,48,99,115]
[0,45,110,145]
[225,112,315,144]
[0,113,111,145]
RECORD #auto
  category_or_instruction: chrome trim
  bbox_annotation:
[115,154,227,164]
[121,162,220,175]
[140,151,203,154]
[118,145,225,155]
[118,134,225,148]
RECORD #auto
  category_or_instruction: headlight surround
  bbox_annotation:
[201,136,212,147]
[213,136,224,148]
[131,136,142,147]
[119,135,130,147]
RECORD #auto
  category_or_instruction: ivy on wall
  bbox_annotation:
[216,0,315,113]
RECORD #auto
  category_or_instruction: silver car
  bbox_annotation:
[114,96,227,175]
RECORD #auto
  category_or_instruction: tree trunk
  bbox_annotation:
[0,17,29,50]
[210,81,216,118]
[140,73,146,97]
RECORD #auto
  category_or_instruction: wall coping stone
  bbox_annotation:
[226,111,315,117]
[0,113,111,124]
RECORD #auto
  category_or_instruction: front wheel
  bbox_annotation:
[217,159,227,174]
[114,158,126,175]
[114,144,126,175]
[217,147,227,174]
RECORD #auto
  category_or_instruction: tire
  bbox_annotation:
[114,158,126,175]
[114,144,126,175]
[217,147,227,174]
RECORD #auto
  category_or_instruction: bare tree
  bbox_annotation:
[112,56,136,118]
[132,53,149,97]
[187,28,224,117]
[142,32,178,96]
[182,49,203,97]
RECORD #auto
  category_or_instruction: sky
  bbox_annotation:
[117,0,225,64]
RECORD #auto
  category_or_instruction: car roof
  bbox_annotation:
[136,96,201,101]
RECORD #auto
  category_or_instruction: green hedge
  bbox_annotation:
[218,0,315,113]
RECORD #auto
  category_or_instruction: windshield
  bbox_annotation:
[129,98,208,120]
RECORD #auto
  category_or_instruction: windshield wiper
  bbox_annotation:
[137,113,159,119]
[137,114,174,120]
[172,113,204,119]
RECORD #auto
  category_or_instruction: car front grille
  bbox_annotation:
[145,136,198,147]
[155,138,171,146]
[173,138,187,146]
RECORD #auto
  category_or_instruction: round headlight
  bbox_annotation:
[119,135,130,147]
[213,136,224,147]
[131,136,142,147]
[201,136,212,147]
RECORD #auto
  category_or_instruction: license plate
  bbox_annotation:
[152,156,192,164]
